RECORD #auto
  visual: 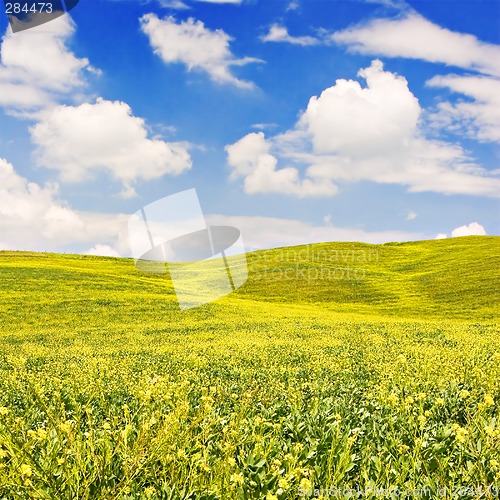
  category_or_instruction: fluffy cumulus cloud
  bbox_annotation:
[0,158,126,252]
[331,12,500,146]
[435,222,487,239]
[451,222,487,237]
[226,131,337,196]
[30,98,192,197]
[331,13,500,77]
[300,59,420,156]
[261,24,319,46]
[0,15,95,111]
[140,14,260,88]
[226,60,500,198]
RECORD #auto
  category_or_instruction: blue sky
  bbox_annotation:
[0,0,498,255]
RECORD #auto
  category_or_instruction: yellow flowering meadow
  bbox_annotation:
[0,238,499,498]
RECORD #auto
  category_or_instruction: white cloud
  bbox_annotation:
[193,0,242,3]
[225,132,337,197]
[331,12,500,77]
[426,75,500,143]
[206,213,422,250]
[406,210,417,221]
[324,214,332,226]
[261,24,319,46]
[226,60,500,198]
[286,0,300,11]
[0,16,95,111]
[140,14,260,88]
[451,221,487,237]
[300,59,420,156]
[434,222,487,239]
[331,12,500,146]
[158,0,190,8]
[83,244,121,257]
[158,0,241,7]
[0,157,126,252]
[251,123,278,131]
[30,98,192,197]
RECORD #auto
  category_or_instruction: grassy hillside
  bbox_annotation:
[241,236,500,319]
[0,237,499,498]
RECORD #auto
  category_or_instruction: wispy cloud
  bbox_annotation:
[331,12,500,77]
[261,24,320,46]
[140,14,262,88]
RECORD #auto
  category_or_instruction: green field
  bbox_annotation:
[0,236,499,499]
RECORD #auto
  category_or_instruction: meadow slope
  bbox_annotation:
[0,237,499,499]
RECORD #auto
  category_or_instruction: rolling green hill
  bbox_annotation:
[241,236,500,319]
[0,237,499,498]
[1,236,498,329]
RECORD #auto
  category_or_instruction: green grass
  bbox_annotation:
[0,236,499,499]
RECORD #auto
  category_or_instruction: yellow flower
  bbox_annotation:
[485,426,495,436]
[20,464,32,477]
[294,442,304,452]
[278,478,289,490]
[459,389,470,398]
[417,415,426,426]
[59,421,72,434]
[454,426,468,444]
[399,445,410,454]
[492,352,500,362]
[483,394,494,407]
[396,355,407,364]
[435,397,445,405]
[405,396,414,405]
[266,494,278,500]
[144,486,156,497]
[417,392,427,401]
[424,410,431,417]
[230,472,244,485]
[388,393,398,405]
[0,407,9,416]
[491,459,499,469]
[300,478,313,491]
[37,428,48,440]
